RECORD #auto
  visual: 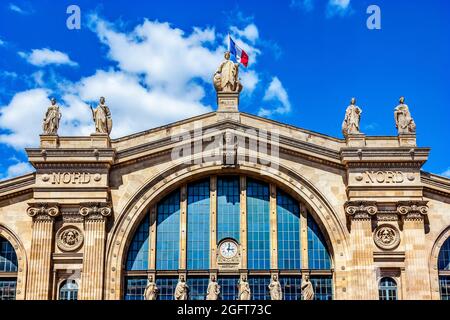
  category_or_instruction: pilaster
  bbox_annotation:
[345,201,378,300]
[26,204,59,300]
[397,201,431,299]
[78,203,111,300]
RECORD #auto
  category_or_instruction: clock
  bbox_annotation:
[219,240,238,259]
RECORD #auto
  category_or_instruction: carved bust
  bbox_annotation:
[373,225,400,250]
[56,226,83,252]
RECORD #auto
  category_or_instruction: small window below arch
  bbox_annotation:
[379,277,397,301]
[59,279,79,300]
[438,237,450,300]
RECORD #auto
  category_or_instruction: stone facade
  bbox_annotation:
[0,96,449,300]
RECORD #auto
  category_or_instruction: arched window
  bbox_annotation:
[59,279,78,300]
[379,277,397,300]
[123,175,333,300]
[0,236,18,300]
[438,237,450,300]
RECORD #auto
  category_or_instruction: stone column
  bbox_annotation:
[240,176,247,269]
[79,204,111,300]
[26,204,59,300]
[345,201,378,300]
[179,185,187,270]
[398,201,431,300]
[210,176,218,269]
[269,184,278,269]
[300,205,308,269]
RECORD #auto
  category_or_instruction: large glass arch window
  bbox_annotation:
[124,175,333,300]
[0,236,18,300]
[438,237,450,300]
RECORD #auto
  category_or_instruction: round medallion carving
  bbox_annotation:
[42,174,50,182]
[93,173,102,182]
[56,226,83,252]
[373,224,400,250]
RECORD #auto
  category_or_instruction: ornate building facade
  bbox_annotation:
[0,58,450,300]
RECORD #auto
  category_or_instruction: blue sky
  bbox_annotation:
[0,0,449,179]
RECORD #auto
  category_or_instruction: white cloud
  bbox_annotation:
[258,77,291,117]
[0,16,272,167]
[1,161,34,180]
[18,48,78,67]
[0,88,49,149]
[326,0,352,17]
[8,3,32,15]
[0,38,5,46]
[230,24,259,44]
[441,168,450,178]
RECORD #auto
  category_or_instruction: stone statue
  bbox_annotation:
[268,274,282,300]
[91,96,113,134]
[42,97,62,135]
[238,275,251,300]
[394,96,416,134]
[223,131,238,166]
[213,51,243,93]
[143,276,158,300]
[301,275,314,300]
[174,275,189,300]
[206,275,220,300]
[342,98,362,137]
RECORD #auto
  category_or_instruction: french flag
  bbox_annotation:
[229,35,249,67]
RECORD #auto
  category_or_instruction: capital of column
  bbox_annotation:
[79,202,112,221]
[27,203,60,220]
[345,201,378,220]
[397,200,428,221]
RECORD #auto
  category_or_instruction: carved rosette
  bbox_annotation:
[373,224,400,250]
[345,201,378,220]
[397,201,428,220]
[79,203,112,220]
[56,226,84,252]
[27,203,60,220]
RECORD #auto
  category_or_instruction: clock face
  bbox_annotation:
[219,241,238,259]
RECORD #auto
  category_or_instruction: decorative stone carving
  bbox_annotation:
[373,224,400,250]
[342,98,362,137]
[79,203,112,219]
[143,276,158,300]
[174,275,189,300]
[301,275,315,300]
[222,131,238,167]
[397,201,428,220]
[238,275,251,300]
[56,226,84,252]
[206,275,220,300]
[345,201,378,219]
[42,97,62,135]
[27,204,60,218]
[268,274,282,300]
[394,96,416,134]
[91,96,113,135]
[213,52,243,93]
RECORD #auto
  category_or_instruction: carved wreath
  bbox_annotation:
[56,226,84,252]
[373,224,400,250]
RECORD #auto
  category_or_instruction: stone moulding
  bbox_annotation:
[344,201,378,219]
[396,200,428,220]
[79,203,112,219]
[26,203,60,218]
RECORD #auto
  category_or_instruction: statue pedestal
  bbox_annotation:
[40,134,59,148]
[217,92,240,122]
[90,133,111,148]
[345,133,366,147]
[398,133,416,147]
